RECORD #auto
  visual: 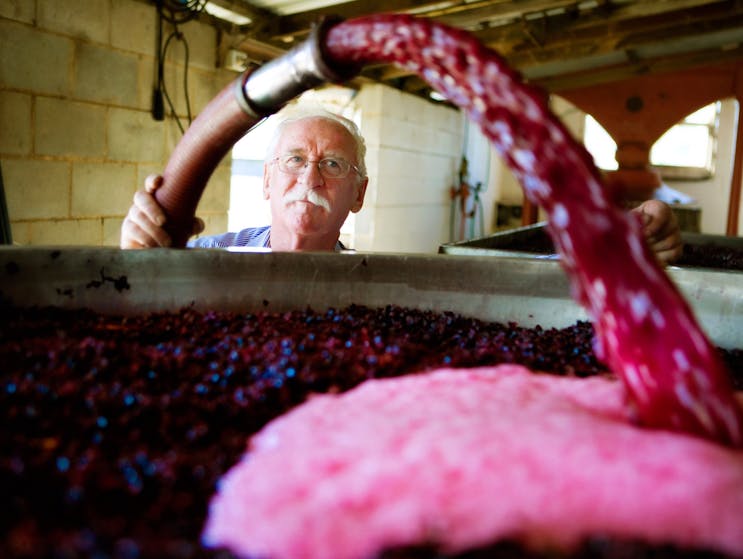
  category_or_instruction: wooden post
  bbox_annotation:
[726,72,743,235]
[521,196,539,226]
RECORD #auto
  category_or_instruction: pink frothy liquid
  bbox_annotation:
[324,15,742,445]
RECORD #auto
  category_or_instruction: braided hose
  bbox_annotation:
[323,14,743,446]
[151,10,742,445]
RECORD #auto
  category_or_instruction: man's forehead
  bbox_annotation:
[277,118,354,149]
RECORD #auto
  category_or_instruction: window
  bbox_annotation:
[583,116,618,171]
[650,102,719,180]
[583,101,721,180]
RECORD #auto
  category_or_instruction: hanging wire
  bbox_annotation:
[160,29,193,133]
[153,0,201,133]
[0,162,12,245]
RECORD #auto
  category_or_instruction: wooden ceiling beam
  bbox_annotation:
[272,0,445,39]
[249,0,728,42]
[229,0,743,104]
[432,0,580,30]
[538,43,743,92]
[329,2,743,85]
[473,0,741,49]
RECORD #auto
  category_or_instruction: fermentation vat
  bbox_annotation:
[1,246,741,349]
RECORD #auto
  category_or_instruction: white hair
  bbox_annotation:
[265,103,367,178]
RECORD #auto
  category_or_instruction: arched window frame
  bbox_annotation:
[583,101,721,181]
[650,101,720,181]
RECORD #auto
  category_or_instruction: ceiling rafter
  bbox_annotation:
[226,0,743,99]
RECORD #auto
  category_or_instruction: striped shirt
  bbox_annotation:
[187,226,346,250]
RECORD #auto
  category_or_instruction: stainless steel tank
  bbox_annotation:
[1,246,741,349]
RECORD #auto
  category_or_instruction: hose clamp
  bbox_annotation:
[233,17,360,117]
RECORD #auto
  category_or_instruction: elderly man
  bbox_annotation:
[121,106,682,263]
[121,106,368,251]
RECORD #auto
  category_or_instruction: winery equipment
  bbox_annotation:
[440,222,743,272]
[1,247,741,349]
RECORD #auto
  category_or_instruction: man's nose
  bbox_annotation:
[297,161,325,185]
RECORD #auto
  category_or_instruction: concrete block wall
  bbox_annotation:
[355,84,464,253]
[0,0,234,246]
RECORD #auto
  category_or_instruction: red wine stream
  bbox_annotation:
[324,15,743,445]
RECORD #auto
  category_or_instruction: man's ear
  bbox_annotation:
[351,177,368,213]
[262,164,271,200]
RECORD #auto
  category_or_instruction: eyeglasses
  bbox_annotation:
[272,154,362,179]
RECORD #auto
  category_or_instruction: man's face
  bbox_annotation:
[263,117,368,241]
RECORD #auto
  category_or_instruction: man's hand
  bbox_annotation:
[120,175,205,249]
[632,199,683,265]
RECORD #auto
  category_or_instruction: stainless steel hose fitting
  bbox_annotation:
[233,17,359,117]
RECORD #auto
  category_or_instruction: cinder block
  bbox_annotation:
[72,162,137,217]
[36,97,107,158]
[376,149,454,207]
[111,0,157,57]
[419,153,458,184]
[74,43,139,107]
[0,20,72,95]
[373,205,448,253]
[356,84,385,118]
[137,164,167,188]
[190,70,225,117]
[426,99,461,132]
[3,159,70,220]
[0,91,32,155]
[198,164,231,214]
[379,117,419,149]
[164,112,187,152]
[8,221,30,245]
[0,1,35,24]
[103,216,124,246]
[168,18,217,71]
[38,0,109,44]
[165,31,224,110]
[351,205,375,238]
[378,86,407,120]
[361,150,379,181]
[358,157,378,207]
[399,91,426,122]
[165,65,220,120]
[199,213,228,238]
[108,107,166,163]
[137,57,159,113]
[167,64,198,120]
[431,129,462,156]
[358,116,382,149]
[28,218,102,246]
[401,106,461,158]
[376,146,416,178]
[358,176,377,208]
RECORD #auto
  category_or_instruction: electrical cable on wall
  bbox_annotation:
[152,0,205,132]
[161,29,193,133]
[0,162,12,245]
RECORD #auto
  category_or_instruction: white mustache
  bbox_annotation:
[285,189,331,212]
